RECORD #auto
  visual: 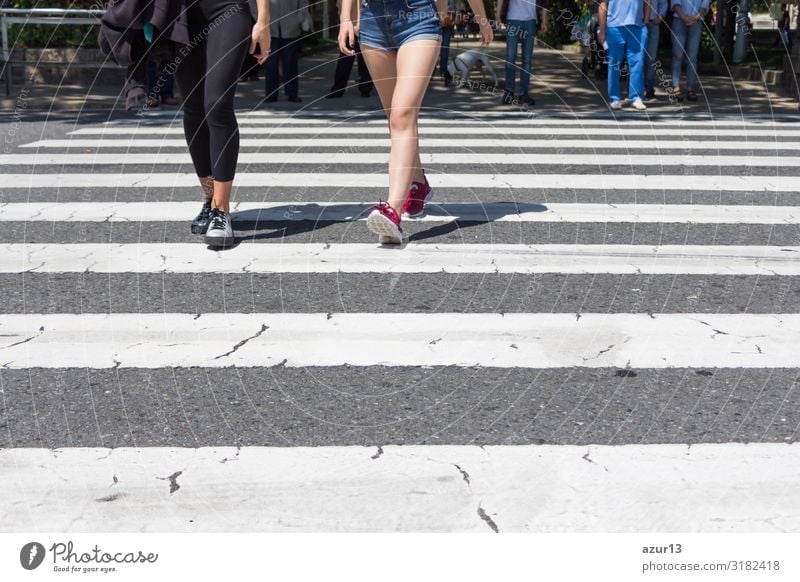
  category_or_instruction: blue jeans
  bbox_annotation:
[504,19,536,95]
[671,17,702,89]
[439,26,453,75]
[607,24,647,102]
[644,21,660,92]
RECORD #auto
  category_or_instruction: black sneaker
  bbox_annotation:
[190,199,212,234]
[203,208,235,248]
[500,90,515,105]
[518,93,535,106]
[644,88,656,101]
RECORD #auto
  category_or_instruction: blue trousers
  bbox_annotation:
[644,21,660,92]
[504,19,536,95]
[607,24,647,102]
[671,17,702,89]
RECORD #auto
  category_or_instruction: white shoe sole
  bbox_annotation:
[404,189,434,219]
[367,210,404,245]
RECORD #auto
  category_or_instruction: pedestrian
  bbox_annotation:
[338,0,493,244]
[176,0,270,247]
[146,58,179,108]
[598,0,649,111]
[457,10,468,39]
[643,0,667,100]
[448,47,498,88]
[264,0,311,102]
[670,0,708,102]
[327,38,375,98]
[327,0,374,98]
[497,0,548,106]
[439,5,456,86]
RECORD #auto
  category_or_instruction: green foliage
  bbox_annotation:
[6,1,102,48]
[539,0,589,48]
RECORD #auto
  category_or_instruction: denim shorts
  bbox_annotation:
[358,0,442,51]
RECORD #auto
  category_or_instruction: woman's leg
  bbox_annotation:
[173,10,215,233]
[363,40,439,214]
[201,3,252,212]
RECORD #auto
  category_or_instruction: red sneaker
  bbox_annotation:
[367,201,405,244]
[402,173,433,218]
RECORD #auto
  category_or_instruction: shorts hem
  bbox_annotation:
[361,33,441,51]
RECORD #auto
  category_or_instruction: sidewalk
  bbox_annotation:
[2,40,798,114]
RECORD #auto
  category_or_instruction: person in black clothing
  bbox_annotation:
[327,36,374,98]
[174,0,270,247]
[263,0,310,102]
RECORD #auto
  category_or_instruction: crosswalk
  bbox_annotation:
[2,110,800,532]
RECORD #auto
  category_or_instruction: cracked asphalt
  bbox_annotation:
[1,109,799,451]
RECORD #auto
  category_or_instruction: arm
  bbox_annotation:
[497,0,506,26]
[300,0,311,32]
[643,0,650,25]
[465,0,493,45]
[250,0,270,64]
[538,0,548,33]
[672,1,697,25]
[338,0,356,56]
[598,0,607,46]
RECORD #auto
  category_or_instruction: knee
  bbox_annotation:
[204,98,234,128]
[389,107,418,133]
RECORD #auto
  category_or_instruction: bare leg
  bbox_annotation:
[211,180,233,212]
[362,40,439,214]
[199,176,214,201]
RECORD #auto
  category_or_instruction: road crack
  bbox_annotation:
[214,324,269,360]
[477,505,499,533]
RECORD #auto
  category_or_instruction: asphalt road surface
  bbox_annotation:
[1,107,799,532]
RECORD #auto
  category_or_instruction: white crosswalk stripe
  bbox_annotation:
[0,312,797,369]
[2,243,798,275]
[23,138,800,150]
[3,152,800,167]
[3,201,798,223]
[3,172,797,191]
[2,112,799,533]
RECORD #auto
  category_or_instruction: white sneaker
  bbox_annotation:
[610,100,623,110]
[631,98,647,111]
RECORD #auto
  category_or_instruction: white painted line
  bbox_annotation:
[2,172,796,191]
[103,116,800,128]
[68,126,800,137]
[0,312,797,369]
[2,444,798,532]
[1,243,799,276]
[3,201,799,225]
[22,138,800,150]
[2,152,798,167]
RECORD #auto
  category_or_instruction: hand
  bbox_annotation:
[597,28,605,47]
[338,20,356,56]
[250,20,271,65]
[479,19,494,45]
[539,18,548,34]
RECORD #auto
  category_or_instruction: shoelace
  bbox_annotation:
[369,200,402,226]
[208,208,226,230]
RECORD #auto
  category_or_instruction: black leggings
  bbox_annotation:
[174,0,251,182]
